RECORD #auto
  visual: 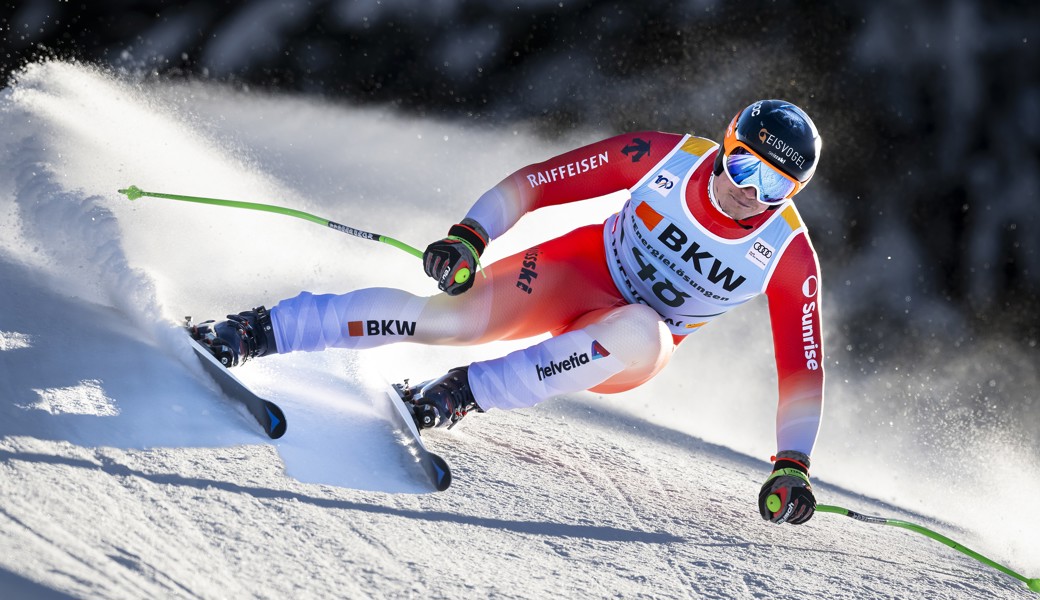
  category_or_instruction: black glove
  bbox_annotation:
[758,450,816,525]
[423,219,488,296]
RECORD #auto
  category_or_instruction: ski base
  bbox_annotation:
[188,337,287,439]
[383,383,452,491]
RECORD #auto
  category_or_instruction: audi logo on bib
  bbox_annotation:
[747,238,776,270]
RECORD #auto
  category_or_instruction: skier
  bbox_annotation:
[192,99,823,526]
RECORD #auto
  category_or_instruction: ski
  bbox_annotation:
[383,382,452,491]
[187,334,287,439]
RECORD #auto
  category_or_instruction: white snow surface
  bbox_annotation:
[0,61,1037,599]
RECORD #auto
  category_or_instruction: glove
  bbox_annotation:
[423,219,488,296]
[758,450,816,525]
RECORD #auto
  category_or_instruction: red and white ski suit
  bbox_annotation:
[269,132,825,456]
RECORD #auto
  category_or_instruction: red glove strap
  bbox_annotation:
[770,454,810,474]
[448,222,487,255]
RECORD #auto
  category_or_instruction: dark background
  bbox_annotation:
[3,1,1039,428]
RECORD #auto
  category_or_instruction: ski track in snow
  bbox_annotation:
[0,61,1036,599]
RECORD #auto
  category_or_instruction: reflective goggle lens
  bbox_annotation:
[724,148,797,204]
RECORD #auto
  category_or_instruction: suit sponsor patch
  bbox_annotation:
[746,238,775,270]
[347,320,417,337]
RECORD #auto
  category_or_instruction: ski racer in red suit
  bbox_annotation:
[193,99,825,525]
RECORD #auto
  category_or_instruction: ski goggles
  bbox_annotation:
[720,138,805,205]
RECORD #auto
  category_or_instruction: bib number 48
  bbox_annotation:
[631,246,691,308]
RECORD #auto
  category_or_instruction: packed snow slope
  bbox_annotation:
[0,61,1037,599]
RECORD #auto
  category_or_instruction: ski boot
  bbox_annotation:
[187,306,277,368]
[397,367,483,430]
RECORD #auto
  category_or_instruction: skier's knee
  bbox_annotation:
[586,304,671,366]
[582,304,672,394]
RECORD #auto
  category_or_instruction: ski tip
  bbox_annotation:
[429,453,452,491]
[263,401,288,439]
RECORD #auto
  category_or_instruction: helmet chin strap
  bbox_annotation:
[710,147,754,228]
[706,172,725,214]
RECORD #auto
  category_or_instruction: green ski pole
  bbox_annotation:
[117,185,471,284]
[810,500,1039,593]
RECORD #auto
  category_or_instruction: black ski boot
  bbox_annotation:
[188,306,277,368]
[403,367,483,429]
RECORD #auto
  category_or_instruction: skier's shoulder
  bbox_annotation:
[768,224,821,286]
[599,130,687,158]
[769,200,816,241]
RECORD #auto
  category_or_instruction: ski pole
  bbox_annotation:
[812,502,1040,593]
[116,185,472,284]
